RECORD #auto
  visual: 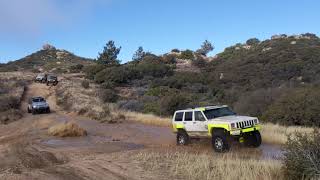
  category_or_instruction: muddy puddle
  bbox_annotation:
[42,135,144,153]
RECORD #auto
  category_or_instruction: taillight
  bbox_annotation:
[231,123,236,129]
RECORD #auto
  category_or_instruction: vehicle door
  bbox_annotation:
[193,111,208,134]
[183,111,196,132]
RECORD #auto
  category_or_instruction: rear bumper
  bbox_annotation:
[229,125,261,136]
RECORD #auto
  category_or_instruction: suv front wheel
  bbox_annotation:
[212,130,230,152]
[244,131,262,148]
[176,130,189,145]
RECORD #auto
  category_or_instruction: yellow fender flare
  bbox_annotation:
[207,124,230,136]
[172,123,185,132]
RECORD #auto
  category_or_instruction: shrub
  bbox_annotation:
[117,100,144,112]
[192,55,207,68]
[99,89,119,103]
[159,93,190,115]
[48,122,87,137]
[233,88,285,117]
[0,96,20,112]
[95,67,130,84]
[162,54,176,64]
[179,49,194,60]
[283,130,320,180]
[69,64,84,73]
[84,64,105,80]
[171,49,180,53]
[262,87,320,126]
[81,80,90,89]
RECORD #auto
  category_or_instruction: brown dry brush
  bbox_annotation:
[283,130,320,180]
[48,122,87,137]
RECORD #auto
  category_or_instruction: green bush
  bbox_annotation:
[262,87,320,126]
[179,49,194,60]
[84,64,105,80]
[94,66,130,84]
[70,64,84,73]
[283,130,320,180]
[159,93,190,116]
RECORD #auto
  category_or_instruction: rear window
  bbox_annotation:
[184,111,193,121]
[175,112,183,121]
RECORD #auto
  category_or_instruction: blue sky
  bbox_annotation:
[0,0,319,63]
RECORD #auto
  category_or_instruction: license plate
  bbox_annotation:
[231,130,241,135]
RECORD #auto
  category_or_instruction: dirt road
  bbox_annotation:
[0,83,177,180]
[0,82,283,180]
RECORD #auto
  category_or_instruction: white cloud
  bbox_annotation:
[0,0,110,34]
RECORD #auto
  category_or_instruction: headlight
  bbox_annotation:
[230,123,236,129]
[254,119,259,124]
[33,105,37,108]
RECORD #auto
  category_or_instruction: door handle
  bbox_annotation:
[183,122,186,124]
[193,122,196,124]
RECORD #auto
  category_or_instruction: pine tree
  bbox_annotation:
[97,40,121,65]
[196,40,214,56]
[132,46,145,61]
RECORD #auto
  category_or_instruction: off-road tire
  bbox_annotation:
[244,131,262,148]
[32,109,36,115]
[47,107,51,114]
[212,130,230,152]
[53,82,58,86]
[176,130,189,145]
[27,107,31,113]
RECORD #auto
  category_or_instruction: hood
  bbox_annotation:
[209,115,256,123]
[32,102,48,107]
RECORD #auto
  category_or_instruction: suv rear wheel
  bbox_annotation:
[212,130,230,152]
[176,130,189,145]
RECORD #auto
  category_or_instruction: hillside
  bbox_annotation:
[1,44,94,73]
[208,33,320,90]
[85,33,320,126]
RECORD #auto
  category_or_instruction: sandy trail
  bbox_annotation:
[0,83,172,180]
[0,81,283,179]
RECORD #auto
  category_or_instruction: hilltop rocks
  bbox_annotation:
[42,44,56,51]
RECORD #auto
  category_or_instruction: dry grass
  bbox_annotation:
[123,111,171,127]
[0,73,31,124]
[133,150,283,180]
[48,122,87,137]
[261,123,314,145]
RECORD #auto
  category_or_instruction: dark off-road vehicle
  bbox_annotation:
[46,75,58,86]
[27,97,51,114]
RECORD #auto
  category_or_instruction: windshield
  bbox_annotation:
[48,76,56,80]
[203,107,236,119]
[32,98,45,102]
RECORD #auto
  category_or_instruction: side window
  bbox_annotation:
[195,111,206,121]
[184,111,193,121]
[175,112,183,121]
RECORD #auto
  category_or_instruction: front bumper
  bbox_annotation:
[33,107,49,112]
[229,125,261,136]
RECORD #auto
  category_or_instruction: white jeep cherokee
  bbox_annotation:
[172,105,262,152]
